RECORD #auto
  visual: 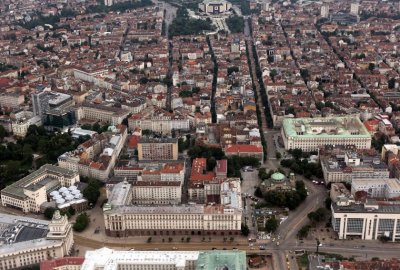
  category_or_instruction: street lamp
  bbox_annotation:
[316,238,320,254]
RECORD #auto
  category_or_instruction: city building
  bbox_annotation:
[281,116,371,151]
[103,178,242,236]
[331,199,400,241]
[224,144,264,163]
[350,2,359,15]
[1,164,80,213]
[32,91,74,121]
[11,110,42,137]
[76,103,130,126]
[351,178,400,199]
[58,125,127,182]
[321,4,329,18]
[321,150,389,184]
[0,211,73,269]
[40,257,84,270]
[199,0,232,15]
[81,248,246,270]
[128,111,190,135]
[137,137,178,161]
[0,92,24,109]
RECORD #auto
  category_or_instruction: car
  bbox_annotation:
[276,242,280,246]
[232,247,238,250]
[129,248,135,251]
[259,246,266,250]
[172,247,178,250]
[212,247,217,250]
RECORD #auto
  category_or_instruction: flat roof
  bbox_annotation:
[333,201,400,214]
[1,164,78,199]
[81,248,200,270]
[195,250,246,270]
[282,116,371,139]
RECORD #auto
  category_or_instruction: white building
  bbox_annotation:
[350,3,359,15]
[332,200,400,241]
[11,111,42,137]
[351,178,400,199]
[281,116,372,151]
[76,103,130,126]
[1,165,80,213]
[198,0,232,14]
[0,211,73,269]
[81,248,247,270]
[321,4,329,18]
[103,178,242,237]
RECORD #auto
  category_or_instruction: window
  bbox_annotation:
[346,218,363,233]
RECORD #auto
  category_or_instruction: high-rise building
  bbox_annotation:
[321,4,329,18]
[350,2,359,15]
[137,138,179,161]
[104,0,113,6]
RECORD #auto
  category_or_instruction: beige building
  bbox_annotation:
[0,92,24,109]
[76,103,130,126]
[132,181,182,205]
[11,111,42,137]
[1,165,80,213]
[129,113,190,135]
[281,116,372,151]
[138,138,178,161]
[103,178,242,236]
[332,200,400,241]
[0,211,74,270]
[58,125,127,182]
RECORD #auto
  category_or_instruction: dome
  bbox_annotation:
[271,172,286,182]
[68,186,77,191]
[59,187,68,192]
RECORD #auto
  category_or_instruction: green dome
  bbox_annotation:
[271,172,285,182]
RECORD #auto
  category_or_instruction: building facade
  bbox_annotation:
[0,211,73,270]
[332,201,400,241]
[137,138,178,161]
[281,116,372,151]
[1,165,80,213]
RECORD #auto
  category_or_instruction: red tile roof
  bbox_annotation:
[225,144,263,153]
[40,257,84,270]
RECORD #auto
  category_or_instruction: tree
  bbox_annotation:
[265,217,279,233]
[206,157,217,171]
[0,125,6,141]
[275,152,282,159]
[297,224,311,239]
[73,212,90,232]
[83,179,101,205]
[325,197,332,209]
[368,63,375,71]
[388,78,396,89]
[241,223,250,236]
[44,207,56,219]
[308,208,328,225]
[147,237,152,243]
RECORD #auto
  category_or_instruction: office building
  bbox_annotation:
[0,211,73,269]
[1,165,80,213]
[350,2,359,15]
[321,4,329,18]
[76,103,130,126]
[81,248,246,270]
[32,92,74,121]
[331,199,400,241]
[281,116,371,151]
[103,178,242,237]
[321,150,389,184]
[137,138,178,161]
[351,178,400,199]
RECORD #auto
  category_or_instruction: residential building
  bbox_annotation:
[281,116,371,151]
[350,3,359,15]
[0,211,73,269]
[1,165,80,213]
[224,144,264,163]
[331,199,400,241]
[58,125,127,182]
[137,137,178,161]
[81,248,246,270]
[0,92,24,109]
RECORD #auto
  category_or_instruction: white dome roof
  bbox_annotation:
[56,198,65,204]
[68,186,77,191]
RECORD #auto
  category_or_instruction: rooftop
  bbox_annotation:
[282,116,371,139]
